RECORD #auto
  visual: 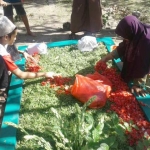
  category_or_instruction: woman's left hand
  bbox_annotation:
[130,85,148,97]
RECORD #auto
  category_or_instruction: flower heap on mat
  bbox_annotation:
[25,52,41,72]
[41,76,72,95]
[95,61,150,146]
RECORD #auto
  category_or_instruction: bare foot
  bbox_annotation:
[27,31,36,36]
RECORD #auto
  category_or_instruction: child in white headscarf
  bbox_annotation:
[0,16,57,102]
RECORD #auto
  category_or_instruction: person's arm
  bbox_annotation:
[3,54,56,80]
[100,48,119,62]
[12,68,55,79]
[18,50,37,64]
[0,0,7,6]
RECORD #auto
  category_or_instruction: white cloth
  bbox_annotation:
[0,6,4,16]
[77,36,98,52]
[0,16,16,37]
[0,44,9,56]
[27,43,48,55]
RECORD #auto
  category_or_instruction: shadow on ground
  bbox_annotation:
[16,27,119,46]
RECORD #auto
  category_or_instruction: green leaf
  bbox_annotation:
[51,107,61,119]
[82,96,96,112]
[84,114,94,131]
[93,123,104,140]
[92,129,100,142]
[24,135,37,140]
[103,136,116,147]
[115,125,126,142]
[128,147,135,150]
[97,143,109,150]
[81,146,94,150]
[111,113,119,125]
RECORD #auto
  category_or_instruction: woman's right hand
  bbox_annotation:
[130,85,147,97]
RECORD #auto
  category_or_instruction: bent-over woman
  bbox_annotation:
[99,15,150,97]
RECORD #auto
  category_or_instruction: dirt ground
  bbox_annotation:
[13,0,120,47]
[1,0,150,47]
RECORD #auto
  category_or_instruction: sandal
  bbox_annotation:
[0,90,7,103]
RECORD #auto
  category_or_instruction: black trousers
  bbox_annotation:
[0,56,9,90]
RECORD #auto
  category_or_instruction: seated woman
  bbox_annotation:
[99,15,150,97]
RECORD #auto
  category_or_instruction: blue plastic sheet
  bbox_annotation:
[0,37,115,150]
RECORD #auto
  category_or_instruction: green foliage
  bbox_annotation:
[5,122,52,150]
[15,44,139,149]
[136,138,150,150]
[6,101,132,150]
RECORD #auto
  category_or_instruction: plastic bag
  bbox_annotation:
[71,74,107,109]
[27,43,47,55]
[77,36,98,52]
[86,72,112,98]
[0,6,3,16]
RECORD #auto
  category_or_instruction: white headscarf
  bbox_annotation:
[0,16,16,37]
[0,44,9,56]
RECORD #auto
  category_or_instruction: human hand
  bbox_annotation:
[23,52,37,64]
[130,85,148,97]
[45,72,61,78]
[0,0,7,6]
[98,53,112,63]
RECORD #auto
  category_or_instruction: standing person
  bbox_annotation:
[0,16,57,100]
[0,0,34,36]
[69,0,103,39]
[99,15,150,97]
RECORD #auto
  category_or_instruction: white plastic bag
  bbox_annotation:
[77,36,98,52]
[27,43,47,55]
[0,6,4,16]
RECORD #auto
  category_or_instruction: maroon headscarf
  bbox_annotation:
[115,15,150,82]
